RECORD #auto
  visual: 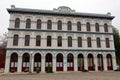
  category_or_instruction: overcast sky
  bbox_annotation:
[0,0,120,36]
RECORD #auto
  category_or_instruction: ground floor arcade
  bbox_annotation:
[4,50,117,73]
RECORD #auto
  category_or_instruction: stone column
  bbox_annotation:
[74,56,78,71]
[31,55,34,72]
[84,56,88,70]
[41,55,45,73]
[17,56,22,73]
[63,55,67,72]
[103,55,108,71]
[112,56,117,70]
[53,56,56,72]
[94,56,98,71]
[4,55,10,73]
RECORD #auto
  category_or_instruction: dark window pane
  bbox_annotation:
[96,38,101,48]
[37,19,41,29]
[47,20,52,29]
[13,35,18,46]
[104,23,108,32]
[77,22,81,31]
[58,36,62,47]
[67,21,72,30]
[95,23,99,32]
[36,35,41,46]
[58,20,62,30]
[78,37,82,47]
[106,38,110,48]
[15,18,20,28]
[68,37,72,47]
[26,19,31,28]
[25,35,30,46]
[47,36,51,46]
[86,22,90,31]
[87,37,92,47]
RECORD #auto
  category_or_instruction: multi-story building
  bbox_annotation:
[4,5,117,73]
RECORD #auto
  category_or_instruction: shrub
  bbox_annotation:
[82,69,88,72]
[46,64,53,73]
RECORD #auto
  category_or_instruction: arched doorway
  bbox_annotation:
[88,54,94,71]
[56,53,63,71]
[106,54,113,70]
[67,53,74,71]
[45,53,52,71]
[97,54,104,71]
[22,53,30,72]
[78,54,84,71]
[34,53,41,72]
[10,53,18,72]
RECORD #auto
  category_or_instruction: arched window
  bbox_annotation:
[95,23,99,32]
[104,23,108,32]
[58,20,62,30]
[26,19,31,28]
[13,35,19,46]
[105,38,110,48]
[47,36,51,46]
[47,20,52,29]
[24,35,30,46]
[96,37,101,48]
[68,36,72,47]
[77,22,81,31]
[78,37,82,47]
[87,37,92,47]
[57,36,62,47]
[15,18,20,28]
[86,22,90,31]
[36,35,41,46]
[67,21,72,30]
[37,19,41,29]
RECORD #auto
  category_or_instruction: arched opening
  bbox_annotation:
[10,53,18,72]
[56,53,63,71]
[34,53,41,72]
[67,53,74,71]
[97,54,104,71]
[22,53,30,72]
[106,54,113,70]
[45,53,52,71]
[88,54,94,71]
[78,54,84,71]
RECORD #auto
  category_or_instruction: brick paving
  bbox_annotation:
[0,71,120,80]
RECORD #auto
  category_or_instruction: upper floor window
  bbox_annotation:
[36,35,41,46]
[86,22,91,31]
[96,37,101,48]
[67,21,72,30]
[25,35,30,46]
[13,35,19,46]
[68,36,72,47]
[104,23,108,32]
[78,37,82,47]
[37,19,41,29]
[47,36,51,46]
[26,19,31,29]
[47,20,52,29]
[57,36,62,47]
[77,22,81,31]
[58,20,62,30]
[95,23,99,32]
[87,37,92,47]
[15,18,20,28]
[105,38,110,48]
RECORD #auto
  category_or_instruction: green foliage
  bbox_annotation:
[114,68,120,71]
[36,67,40,73]
[46,64,53,73]
[82,69,88,72]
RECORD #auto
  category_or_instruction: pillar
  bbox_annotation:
[103,55,108,71]
[17,56,22,72]
[64,56,67,72]
[94,57,98,71]
[4,55,10,73]
[74,57,78,71]
[31,55,34,72]
[41,55,45,73]
[84,56,88,70]
[112,56,117,70]
[53,56,56,72]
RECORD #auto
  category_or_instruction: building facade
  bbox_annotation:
[4,5,117,73]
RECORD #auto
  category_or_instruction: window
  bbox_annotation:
[104,23,108,32]
[25,35,30,46]
[95,23,99,32]
[67,21,72,30]
[47,20,52,29]
[78,37,82,47]
[77,22,81,31]
[58,20,62,30]
[68,36,72,47]
[96,37,101,48]
[36,35,41,46]
[86,22,90,31]
[26,19,31,28]
[15,18,20,28]
[87,37,92,47]
[57,36,62,47]
[13,35,18,46]
[37,19,41,29]
[105,38,110,48]
[47,36,51,46]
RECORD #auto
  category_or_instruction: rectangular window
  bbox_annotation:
[13,35,18,46]
[47,36,51,46]
[78,37,82,47]
[25,35,30,46]
[58,36,62,47]
[68,37,72,47]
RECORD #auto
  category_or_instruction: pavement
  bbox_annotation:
[0,71,120,80]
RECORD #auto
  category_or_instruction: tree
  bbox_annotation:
[113,27,120,68]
